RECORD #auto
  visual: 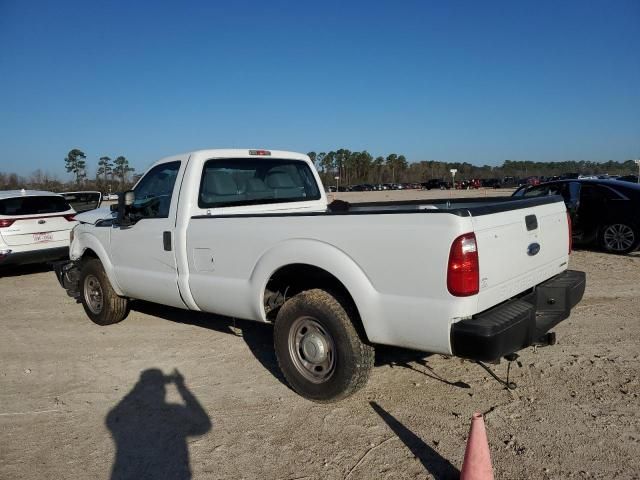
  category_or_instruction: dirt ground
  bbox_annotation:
[1,189,639,479]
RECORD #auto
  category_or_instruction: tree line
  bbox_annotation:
[0,148,138,193]
[64,148,136,189]
[307,149,639,186]
[1,147,637,192]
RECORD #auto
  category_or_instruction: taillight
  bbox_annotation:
[567,211,572,254]
[64,214,76,222]
[0,219,15,228]
[447,233,479,297]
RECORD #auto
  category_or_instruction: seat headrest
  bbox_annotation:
[245,177,267,191]
[205,172,238,195]
[266,172,296,188]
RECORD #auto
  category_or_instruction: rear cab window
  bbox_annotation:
[198,158,321,209]
[0,196,71,216]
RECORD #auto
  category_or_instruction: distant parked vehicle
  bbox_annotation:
[421,179,450,190]
[513,179,640,254]
[525,176,541,186]
[349,184,373,192]
[482,178,502,189]
[501,176,519,188]
[617,175,639,183]
[562,173,580,179]
[517,177,540,187]
[455,180,479,189]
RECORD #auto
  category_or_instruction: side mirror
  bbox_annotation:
[116,190,136,226]
[123,190,135,206]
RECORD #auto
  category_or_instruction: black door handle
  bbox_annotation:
[163,231,172,251]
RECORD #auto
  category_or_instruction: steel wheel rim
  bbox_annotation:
[603,224,635,252]
[84,274,104,314]
[288,316,336,384]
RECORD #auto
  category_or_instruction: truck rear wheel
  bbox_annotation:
[274,289,374,402]
[79,258,129,325]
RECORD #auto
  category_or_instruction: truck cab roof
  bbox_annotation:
[149,149,310,169]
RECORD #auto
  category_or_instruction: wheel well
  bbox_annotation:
[80,248,99,261]
[264,263,366,336]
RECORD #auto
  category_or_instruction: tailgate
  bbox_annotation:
[0,214,74,246]
[473,198,570,312]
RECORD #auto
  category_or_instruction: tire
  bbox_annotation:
[599,223,639,254]
[273,289,375,403]
[79,258,129,325]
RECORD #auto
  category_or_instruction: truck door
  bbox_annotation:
[109,160,186,308]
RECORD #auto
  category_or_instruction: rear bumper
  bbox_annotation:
[0,246,69,267]
[451,270,586,361]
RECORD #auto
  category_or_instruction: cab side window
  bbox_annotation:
[132,161,181,219]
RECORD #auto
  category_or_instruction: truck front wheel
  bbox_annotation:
[79,258,129,325]
[274,289,374,402]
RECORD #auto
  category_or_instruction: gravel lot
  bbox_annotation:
[1,189,639,479]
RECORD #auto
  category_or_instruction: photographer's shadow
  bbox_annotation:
[106,368,211,480]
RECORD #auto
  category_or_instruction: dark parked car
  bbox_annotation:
[421,179,450,190]
[501,176,519,188]
[513,179,640,254]
[617,175,639,183]
[349,184,374,192]
[481,178,502,188]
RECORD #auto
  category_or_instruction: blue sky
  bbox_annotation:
[1,0,638,178]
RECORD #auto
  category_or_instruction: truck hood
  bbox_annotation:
[75,207,115,225]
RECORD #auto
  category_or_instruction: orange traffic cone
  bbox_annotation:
[460,412,494,480]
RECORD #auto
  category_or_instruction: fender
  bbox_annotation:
[71,231,125,296]
[248,238,381,339]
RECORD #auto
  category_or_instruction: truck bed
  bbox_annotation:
[185,193,569,353]
[329,195,562,217]
[191,195,562,218]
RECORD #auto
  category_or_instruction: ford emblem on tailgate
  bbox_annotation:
[527,242,541,256]
[38,219,46,224]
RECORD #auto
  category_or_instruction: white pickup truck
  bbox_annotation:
[54,149,585,402]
